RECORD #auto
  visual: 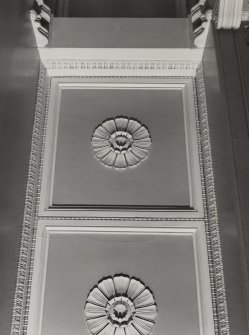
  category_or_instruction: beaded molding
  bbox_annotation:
[10,65,51,335]
[195,66,230,335]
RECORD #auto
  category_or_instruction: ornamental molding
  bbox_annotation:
[195,66,230,335]
[10,65,51,335]
[213,0,244,29]
[85,275,157,335]
[30,0,51,47]
[38,48,204,77]
[42,60,200,71]
[41,59,201,77]
[92,117,151,169]
[190,4,213,47]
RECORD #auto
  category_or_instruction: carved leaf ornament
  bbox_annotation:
[91,117,152,169]
[85,275,157,335]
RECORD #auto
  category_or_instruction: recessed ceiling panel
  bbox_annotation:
[39,78,202,214]
[52,83,188,208]
[37,229,201,335]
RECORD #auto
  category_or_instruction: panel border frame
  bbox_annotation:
[27,220,214,335]
[38,77,203,217]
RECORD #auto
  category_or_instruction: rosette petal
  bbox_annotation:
[113,153,127,169]
[136,305,157,322]
[86,316,109,335]
[93,126,111,140]
[114,117,129,131]
[101,152,117,167]
[98,323,116,335]
[126,324,140,335]
[132,139,151,150]
[130,147,149,160]
[132,317,154,335]
[124,151,141,167]
[132,126,150,140]
[134,289,155,308]
[87,287,109,307]
[127,279,145,300]
[113,275,130,295]
[102,119,117,134]
[115,328,126,335]
[91,137,110,148]
[93,147,112,160]
[98,278,116,298]
[126,119,142,134]
[85,302,106,319]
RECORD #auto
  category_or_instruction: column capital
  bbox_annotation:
[214,0,244,29]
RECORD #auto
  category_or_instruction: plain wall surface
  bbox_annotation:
[0,1,40,334]
[59,0,181,17]
[51,18,191,48]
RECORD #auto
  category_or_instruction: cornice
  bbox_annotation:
[38,48,203,77]
[42,59,201,77]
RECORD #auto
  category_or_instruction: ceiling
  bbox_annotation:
[51,0,187,18]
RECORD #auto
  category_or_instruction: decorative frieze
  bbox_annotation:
[38,47,204,77]
[42,60,199,71]
[41,59,200,77]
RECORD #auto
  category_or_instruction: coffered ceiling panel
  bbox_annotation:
[43,234,198,335]
[27,222,214,335]
[55,86,187,206]
[39,77,202,215]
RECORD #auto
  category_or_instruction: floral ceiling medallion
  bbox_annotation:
[91,117,152,169]
[85,275,157,335]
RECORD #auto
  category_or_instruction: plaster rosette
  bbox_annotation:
[91,117,152,169]
[85,275,157,335]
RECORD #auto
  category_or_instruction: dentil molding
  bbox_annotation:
[38,48,204,77]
